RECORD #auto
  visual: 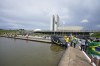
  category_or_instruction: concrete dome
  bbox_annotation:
[34,29,42,31]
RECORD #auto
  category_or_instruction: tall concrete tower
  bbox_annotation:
[54,15,59,31]
[50,15,55,31]
[50,15,59,31]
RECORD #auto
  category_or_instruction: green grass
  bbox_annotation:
[91,32,100,38]
[0,29,18,35]
[0,30,16,32]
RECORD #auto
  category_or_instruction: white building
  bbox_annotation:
[58,26,83,31]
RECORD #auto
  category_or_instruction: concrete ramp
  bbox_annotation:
[58,46,91,66]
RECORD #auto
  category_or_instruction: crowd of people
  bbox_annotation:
[64,35,100,66]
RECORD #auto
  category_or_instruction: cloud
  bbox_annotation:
[81,19,89,23]
[0,0,100,30]
[97,25,100,27]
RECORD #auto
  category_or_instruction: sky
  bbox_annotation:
[0,0,100,30]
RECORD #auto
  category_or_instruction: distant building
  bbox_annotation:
[50,15,55,31]
[50,15,59,31]
[58,26,83,31]
[50,15,83,32]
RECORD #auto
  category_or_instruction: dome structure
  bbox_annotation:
[34,29,42,31]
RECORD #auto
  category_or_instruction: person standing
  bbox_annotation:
[80,38,86,51]
[64,35,69,47]
[73,38,77,48]
[85,39,89,52]
[70,35,74,47]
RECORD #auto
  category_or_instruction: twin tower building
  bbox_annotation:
[50,15,59,31]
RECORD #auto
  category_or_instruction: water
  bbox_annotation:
[0,37,65,66]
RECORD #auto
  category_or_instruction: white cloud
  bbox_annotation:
[97,25,100,27]
[81,19,89,23]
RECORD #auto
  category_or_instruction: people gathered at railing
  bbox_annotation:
[64,35,100,66]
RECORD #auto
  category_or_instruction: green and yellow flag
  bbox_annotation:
[70,36,74,42]
[88,42,100,56]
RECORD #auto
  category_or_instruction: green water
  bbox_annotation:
[0,37,65,66]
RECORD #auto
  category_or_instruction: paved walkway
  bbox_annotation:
[58,46,92,66]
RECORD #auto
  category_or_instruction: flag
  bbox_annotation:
[70,36,74,42]
[88,42,100,56]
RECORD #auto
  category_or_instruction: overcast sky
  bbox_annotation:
[0,0,100,30]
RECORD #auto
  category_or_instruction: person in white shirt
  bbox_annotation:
[80,38,86,51]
